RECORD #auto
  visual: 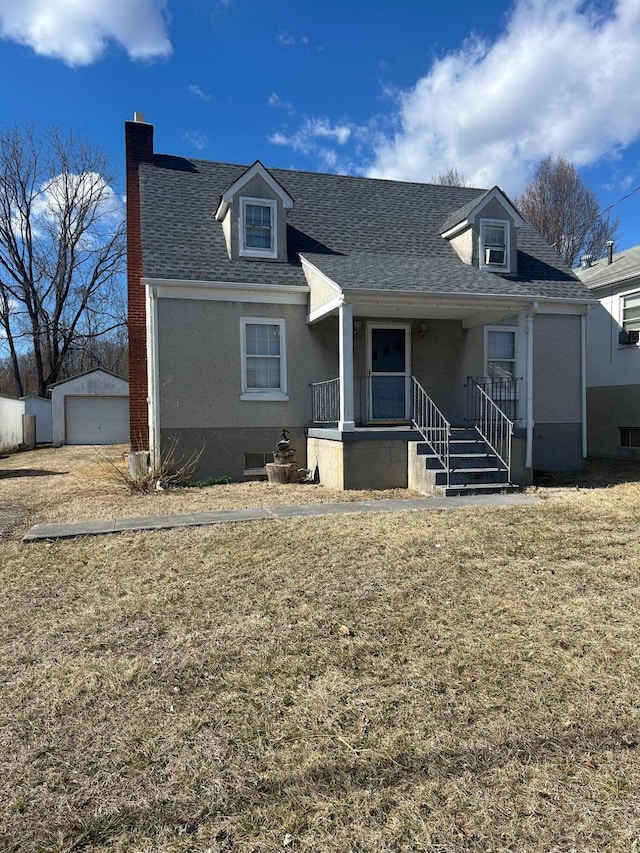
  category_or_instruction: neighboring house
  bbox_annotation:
[126,115,593,492]
[577,244,640,459]
[51,368,129,446]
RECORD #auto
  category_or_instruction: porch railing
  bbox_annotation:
[466,377,513,478]
[311,376,413,425]
[411,376,451,486]
[466,376,519,422]
[311,377,340,424]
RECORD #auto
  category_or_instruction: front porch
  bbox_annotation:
[303,291,544,493]
[307,375,529,494]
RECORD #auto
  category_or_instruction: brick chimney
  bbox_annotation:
[125,113,154,451]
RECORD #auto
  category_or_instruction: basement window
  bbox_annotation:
[243,452,271,477]
[619,427,640,449]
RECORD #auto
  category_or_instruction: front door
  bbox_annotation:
[368,323,411,421]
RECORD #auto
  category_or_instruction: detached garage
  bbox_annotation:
[51,369,129,446]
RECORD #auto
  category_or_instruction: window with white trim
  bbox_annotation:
[240,197,277,258]
[480,219,510,272]
[621,292,640,344]
[486,328,516,380]
[240,318,288,400]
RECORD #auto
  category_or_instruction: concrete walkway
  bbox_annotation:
[22,492,538,542]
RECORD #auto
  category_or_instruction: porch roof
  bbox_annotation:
[301,247,592,302]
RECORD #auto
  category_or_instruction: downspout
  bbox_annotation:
[146,284,161,471]
[581,306,589,459]
[525,301,539,469]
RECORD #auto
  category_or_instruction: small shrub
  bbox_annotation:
[102,436,204,494]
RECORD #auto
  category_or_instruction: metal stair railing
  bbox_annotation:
[466,377,513,479]
[411,376,451,487]
[311,377,340,424]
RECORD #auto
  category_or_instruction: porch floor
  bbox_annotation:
[307,425,422,442]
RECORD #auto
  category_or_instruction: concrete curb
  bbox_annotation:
[22,493,538,542]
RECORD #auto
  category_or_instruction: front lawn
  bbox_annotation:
[1,452,640,850]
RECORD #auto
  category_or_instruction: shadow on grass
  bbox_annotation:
[534,457,640,489]
[0,469,67,480]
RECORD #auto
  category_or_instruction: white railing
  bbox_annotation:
[311,377,340,424]
[467,378,513,478]
[411,377,451,485]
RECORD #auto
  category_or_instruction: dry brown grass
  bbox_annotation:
[2,448,640,851]
[0,446,412,533]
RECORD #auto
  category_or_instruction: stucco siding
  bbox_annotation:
[533,314,581,423]
[450,228,473,265]
[157,297,336,431]
[160,426,307,481]
[306,264,341,314]
[533,423,583,471]
[411,320,467,421]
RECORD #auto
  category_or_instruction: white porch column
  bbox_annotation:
[581,308,588,459]
[524,303,538,469]
[338,302,355,431]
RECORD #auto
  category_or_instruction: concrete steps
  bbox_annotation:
[408,427,519,497]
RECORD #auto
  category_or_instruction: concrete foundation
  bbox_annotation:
[307,430,415,490]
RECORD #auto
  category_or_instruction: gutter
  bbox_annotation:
[146,284,161,471]
[525,301,539,469]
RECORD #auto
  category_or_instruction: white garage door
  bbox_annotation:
[65,396,129,445]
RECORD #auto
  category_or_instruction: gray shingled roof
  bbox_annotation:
[139,154,592,302]
[575,245,640,289]
[438,189,493,234]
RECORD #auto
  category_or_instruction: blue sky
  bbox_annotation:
[1,0,639,252]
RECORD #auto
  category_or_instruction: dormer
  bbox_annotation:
[215,161,294,262]
[440,187,524,275]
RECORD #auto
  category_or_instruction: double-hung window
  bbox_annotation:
[480,219,509,271]
[621,292,640,344]
[485,326,518,418]
[240,197,277,258]
[487,328,516,380]
[240,318,288,400]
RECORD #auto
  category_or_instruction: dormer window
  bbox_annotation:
[480,219,510,271]
[240,197,277,259]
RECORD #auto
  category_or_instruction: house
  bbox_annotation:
[125,114,593,493]
[51,368,129,446]
[577,244,640,459]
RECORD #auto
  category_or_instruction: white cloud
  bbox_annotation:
[276,31,295,46]
[3,171,123,253]
[269,118,352,152]
[367,0,640,194]
[276,31,315,49]
[0,0,172,66]
[268,92,294,115]
[183,130,208,152]
[269,118,359,173]
[189,83,211,102]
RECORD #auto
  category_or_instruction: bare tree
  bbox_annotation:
[432,165,469,187]
[516,155,618,268]
[0,125,125,397]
